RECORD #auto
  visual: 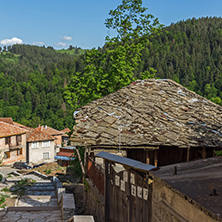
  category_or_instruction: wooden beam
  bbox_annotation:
[146,151,150,164]
[187,147,190,162]
[201,147,206,159]
[104,160,109,222]
[76,148,85,175]
[154,150,158,167]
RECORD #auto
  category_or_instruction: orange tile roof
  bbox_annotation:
[13,122,33,130]
[37,125,64,136]
[0,121,28,138]
[27,128,54,142]
[61,128,71,133]
[0,117,14,125]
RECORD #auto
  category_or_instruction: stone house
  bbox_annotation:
[0,121,27,165]
[26,128,55,164]
[71,79,222,166]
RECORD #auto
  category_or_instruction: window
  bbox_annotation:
[17,148,22,155]
[16,135,22,145]
[5,136,11,145]
[43,152,49,159]
[32,142,39,149]
[4,151,10,159]
[42,141,50,148]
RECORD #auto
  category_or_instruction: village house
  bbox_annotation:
[37,125,65,154]
[71,79,222,166]
[26,127,55,164]
[0,121,27,165]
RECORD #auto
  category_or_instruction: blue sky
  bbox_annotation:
[0,0,221,49]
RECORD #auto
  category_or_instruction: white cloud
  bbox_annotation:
[33,41,45,46]
[0,37,23,45]
[55,42,66,47]
[61,36,72,41]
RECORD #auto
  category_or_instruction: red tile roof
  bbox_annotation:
[27,128,54,142]
[0,121,28,138]
[57,151,75,157]
[37,125,64,136]
[13,122,33,130]
[61,128,71,133]
[0,117,14,125]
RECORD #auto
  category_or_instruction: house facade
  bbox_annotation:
[0,121,27,165]
[27,128,55,164]
[37,125,65,154]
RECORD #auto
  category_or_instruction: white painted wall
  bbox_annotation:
[28,140,55,164]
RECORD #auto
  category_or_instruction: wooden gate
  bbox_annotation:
[105,161,152,222]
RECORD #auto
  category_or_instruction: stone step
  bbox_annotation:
[8,206,60,211]
[1,210,63,222]
[18,196,58,207]
[26,190,56,196]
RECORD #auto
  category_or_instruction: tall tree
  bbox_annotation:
[64,0,161,110]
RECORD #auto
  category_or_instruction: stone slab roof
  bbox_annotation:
[152,157,222,219]
[0,121,28,138]
[72,79,222,148]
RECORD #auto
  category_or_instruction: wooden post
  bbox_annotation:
[154,150,158,167]
[201,147,206,159]
[187,147,190,162]
[146,151,150,164]
[76,148,85,175]
[105,160,109,222]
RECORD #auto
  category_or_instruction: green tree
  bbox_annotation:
[64,0,161,110]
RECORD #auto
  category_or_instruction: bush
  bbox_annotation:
[215,150,222,156]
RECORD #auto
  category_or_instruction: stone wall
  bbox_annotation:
[151,174,220,222]
[84,179,104,222]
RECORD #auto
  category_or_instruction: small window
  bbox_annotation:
[16,135,22,143]
[43,152,49,159]
[4,151,10,159]
[17,148,22,155]
[42,141,50,148]
[32,142,39,149]
[5,137,11,145]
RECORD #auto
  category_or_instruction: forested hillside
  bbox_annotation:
[1,17,222,129]
[0,45,84,129]
[142,17,222,104]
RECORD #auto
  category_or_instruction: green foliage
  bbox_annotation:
[0,195,6,208]
[1,187,10,192]
[45,169,52,174]
[214,150,222,156]
[0,44,81,129]
[68,147,85,179]
[65,0,161,110]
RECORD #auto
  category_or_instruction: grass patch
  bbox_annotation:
[1,187,10,192]
[45,169,52,174]
[215,150,222,156]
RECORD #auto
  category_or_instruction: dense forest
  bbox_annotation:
[1,17,222,129]
[0,45,84,129]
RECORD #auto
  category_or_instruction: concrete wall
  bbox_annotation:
[151,174,219,222]
[28,140,55,164]
[84,179,104,222]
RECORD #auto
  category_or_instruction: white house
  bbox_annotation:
[27,128,55,164]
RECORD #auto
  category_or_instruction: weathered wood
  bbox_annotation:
[76,148,85,175]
